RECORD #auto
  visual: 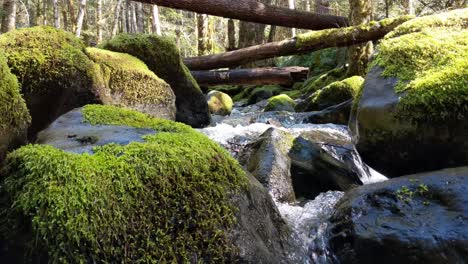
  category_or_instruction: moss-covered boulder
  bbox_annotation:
[206,90,233,116]
[100,34,210,128]
[0,105,299,263]
[0,26,99,135]
[247,85,283,105]
[0,54,31,161]
[302,66,347,94]
[264,94,296,112]
[86,47,176,120]
[297,76,364,112]
[351,9,468,177]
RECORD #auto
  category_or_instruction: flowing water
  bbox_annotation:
[199,102,387,263]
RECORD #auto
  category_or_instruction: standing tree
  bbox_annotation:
[53,0,60,28]
[75,0,86,37]
[347,0,373,76]
[227,19,236,51]
[288,0,296,36]
[1,0,17,33]
[152,4,162,35]
[197,13,209,55]
[97,0,103,42]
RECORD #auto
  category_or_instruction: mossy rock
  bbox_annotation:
[264,94,296,112]
[352,9,468,177]
[0,53,31,161]
[100,34,210,128]
[86,47,176,120]
[206,90,233,116]
[0,26,99,135]
[247,85,283,105]
[302,66,347,94]
[297,76,364,112]
[0,104,246,262]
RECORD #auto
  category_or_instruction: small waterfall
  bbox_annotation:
[200,106,388,263]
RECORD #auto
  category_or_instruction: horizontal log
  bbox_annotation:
[184,16,414,70]
[192,67,310,86]
[132,0,349,30]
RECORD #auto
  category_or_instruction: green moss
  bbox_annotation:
[0,53,31,136]
[100,34,202,94]
[207,91,233,116]
[86,47,174,107]
[0,26,96,95]
[372,9,468,123]
[295,16,413,49]
[247,85,283,104]
[302,66,347,94]
[264,94,296,112]
[283,89,304,99]
[303,76,364,111]
[0,105,247,263]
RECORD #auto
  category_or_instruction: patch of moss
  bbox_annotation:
[283,89,304,99]
[372,9,468,123]
[264,94,296,112]
[302,66,347,94]
[86,47,174,107]
[247,85,283,104]
[0,105,247,263]
[0,53,31,136]
[0,26,96,95]
[301,76,364,111]
[207,91,233,116]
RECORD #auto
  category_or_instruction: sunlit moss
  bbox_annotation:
[206,91,233,116]
[0,105,247,263]
[264,94,296,112]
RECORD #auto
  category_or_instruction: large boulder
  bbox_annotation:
[327,167,468,264]
[0,105,297,263]
[100,34,210,127]
[86,47,176,120]
[264,94,296,112]
[351,9,468,176]
[0,54,30,162]
[0,26,98,135]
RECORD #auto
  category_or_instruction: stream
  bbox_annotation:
[198,101,387,263]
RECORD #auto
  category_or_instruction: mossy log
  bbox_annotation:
[134,0,348,30]
[184,16,413,70]
[192,67,309,86]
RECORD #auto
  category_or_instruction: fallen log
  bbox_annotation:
[184,16,413,70]
[192,67,309,86]
[133,0,348,30]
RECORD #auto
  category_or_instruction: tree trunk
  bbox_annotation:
[347,0,373,76]
[1,0,17,33]
[151,4,161,35]
[192,67,309,86]
[288,0,296,37]
[131,2,138,33]
[96,0,102,42]
[43,0,48,25]
[306,0,311,11]
[316,0,330,14]
[67,0,76,31]
[197,13,209,55]
[75,0,86,37]
[112,0,123,37]
[227,18,236,51]
[184,16,411,70]
[136,2,144,32]
[53,0,60,28]
[132,0,349,30]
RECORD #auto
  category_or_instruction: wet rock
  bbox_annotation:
[241,128,296,203]
[36,108,155,154]
[328,167,468,264]
[206,90,233,116]
[351,10,468,177]
[304,99,352,125]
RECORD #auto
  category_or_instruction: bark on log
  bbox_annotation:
[184,16,413,70]
[192,67,309,86]
[132,0,349,30]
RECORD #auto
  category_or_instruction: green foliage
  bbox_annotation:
[0,26,96,95]
[396,182,431,204]
[372,9,468,123]
[0,105,247,263]
[300,76,364,111]
[0,53,31,136]
[278,48,348,76]
[207,91,233,116]
[264,94,296,112]
[86,47,174,106]
[302,66,348,94]
[100,34,202,94]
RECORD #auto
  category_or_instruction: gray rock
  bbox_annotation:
[327,167,468,264]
